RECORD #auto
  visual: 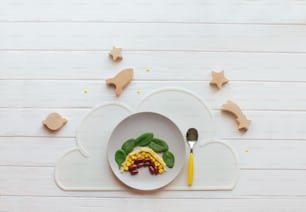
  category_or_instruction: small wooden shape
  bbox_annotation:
[109,47,122,61]
[106,68,133,96]
[210,70,229,89]
[221,100,250,131]
[43,112,67,131]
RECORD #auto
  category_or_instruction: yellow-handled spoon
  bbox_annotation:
[186,128,198,186]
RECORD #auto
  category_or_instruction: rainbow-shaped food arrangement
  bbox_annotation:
[115,132,175,176]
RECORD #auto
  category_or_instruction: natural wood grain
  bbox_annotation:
[1,23,306,52]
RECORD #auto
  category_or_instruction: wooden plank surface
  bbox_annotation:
[1,0,306,23]
[1,0,306,211]
[1,167,306,197]
[1,109,306,139]
[1,81,306,110]
[1,51,306,81]
[1,196,306,212]
[1,23,306,52]
[1,137,306,170]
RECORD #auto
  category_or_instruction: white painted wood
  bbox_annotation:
[1,23,306,52]
[1,166,306,197]
[1,51,306,81]
[0,109,306,143]
[1,0,306,210]
[2,81,306,111]
[0,137,74,166]
[1,137,306,170]
[2,196,306,212]
[1,109,306,140]
[1,0,306,23]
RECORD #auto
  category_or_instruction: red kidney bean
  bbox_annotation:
[130,169,139,175]
[149,165,157,175]
[144,158,151,163]
[154,166,159,175]
[143,158,152,167]
[136,162,144,168]
[128,165,137,171]
[127,157,161,176]
[144,161,151,167]
[134,158,144,164]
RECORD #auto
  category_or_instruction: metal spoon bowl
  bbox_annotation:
[186,128,198,152]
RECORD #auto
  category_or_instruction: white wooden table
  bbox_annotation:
[1,0,306,211]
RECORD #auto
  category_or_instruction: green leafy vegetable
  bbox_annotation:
[121,138,136,154]
[148,138,169,153]
[115,149,126,167]
[135,132,153,147]
[162,151,175,168]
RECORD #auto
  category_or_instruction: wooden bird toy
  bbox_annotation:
[106,68,133,96]
[221,100,250,131]
[43,112,67,131]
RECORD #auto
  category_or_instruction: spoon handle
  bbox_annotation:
[188,152,194,186]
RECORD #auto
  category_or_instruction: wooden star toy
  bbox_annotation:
[109,47,123,61]
[210,70,229,89]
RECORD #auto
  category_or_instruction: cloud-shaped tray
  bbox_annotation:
[55,88,239,191]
